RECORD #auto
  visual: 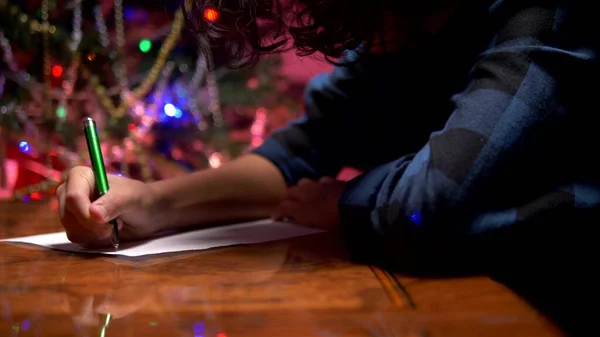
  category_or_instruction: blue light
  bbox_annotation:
[410,212,422,225]
[22,320,30,331]
[18,141,30,153]
[174,108,182,118]
[193,322,204,337]
[123,7,135,19]
[164,103,177,117]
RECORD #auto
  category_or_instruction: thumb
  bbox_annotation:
[89,192,126,223]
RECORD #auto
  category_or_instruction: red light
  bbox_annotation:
[216,334,227,337]
[203,7,219,22]
[30,192,41,200]
[52,65,63,77]
[128,123,136,131]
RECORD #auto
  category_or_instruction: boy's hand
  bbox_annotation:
[56,166,160,247]
[272,177,346,230]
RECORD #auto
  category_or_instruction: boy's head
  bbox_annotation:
[185,0,455,68]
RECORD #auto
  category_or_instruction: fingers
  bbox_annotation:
[287,178,319,202]
[61,208,112,246]
[64,166,95,225]
[272,200,302,223]
[57,166,112,245]
[90,192,126,224]
[273,177,332,217]
[319,176,336,184]
[287,177,338,201]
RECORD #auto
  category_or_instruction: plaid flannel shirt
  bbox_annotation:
[252,0,598,263]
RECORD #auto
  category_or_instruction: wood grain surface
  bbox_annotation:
[0,200,564,337]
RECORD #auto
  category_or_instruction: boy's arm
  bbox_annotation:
[148,153,288,231]
[149,52,366,231]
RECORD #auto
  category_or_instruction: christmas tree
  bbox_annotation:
[0,0,303,201]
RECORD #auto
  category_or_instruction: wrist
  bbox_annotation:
[143,180,173,233]
[143,175,218,233]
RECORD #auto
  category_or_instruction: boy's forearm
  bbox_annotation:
[148,154,288,232]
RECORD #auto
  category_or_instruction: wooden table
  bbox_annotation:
[0,200,564,337]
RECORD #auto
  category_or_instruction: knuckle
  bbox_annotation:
[70,166,94,183]
[287,186,301,197]
[281,200,295,211]
[70,165,90,177]
[77,168,95,187]
[100,192,122,209]
[56,183,64,196]
[298,178,312,186]
[65,190,84,204]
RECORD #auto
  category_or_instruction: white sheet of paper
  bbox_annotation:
[0,219,323,257]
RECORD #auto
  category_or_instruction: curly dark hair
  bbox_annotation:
[184,0,451,69]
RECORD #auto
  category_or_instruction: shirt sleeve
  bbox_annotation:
[250,51,367,185]
[338,4,597,264]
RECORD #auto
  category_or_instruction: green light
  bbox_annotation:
[139,39,152,53]
[56,106,66,118]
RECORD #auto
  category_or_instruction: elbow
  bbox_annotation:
[374,186,484,275]
[375,175,466,239]
[339,169,484,274]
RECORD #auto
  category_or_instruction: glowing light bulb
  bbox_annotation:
[203,7,219,22]
[18,141,30,153]
[139,39,152,53]
[164,103,177,117]
[52,65,63,77]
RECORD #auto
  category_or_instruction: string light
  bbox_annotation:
[41,0,51,120]
[69,0,82,52]
[163,103,177,117]
[203,7,219,22]
[58,0,83,113]
[205,52,223,128]
[139,39,152,53]
[94,5,110,47]
[0,4,215,199]
[0,2,92,201]
[56,106,66,118]
[114,0,129,91]
[0,2,96,199]
[18,141,30,153]
[41,0,54,179]
[4,1,248,127]
[0,31,17,71]
[51,65,63,77]
[90,8,185,117]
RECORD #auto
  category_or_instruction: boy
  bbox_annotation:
[58,0,596,268]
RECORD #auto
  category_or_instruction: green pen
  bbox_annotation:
[82,117,119,250]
